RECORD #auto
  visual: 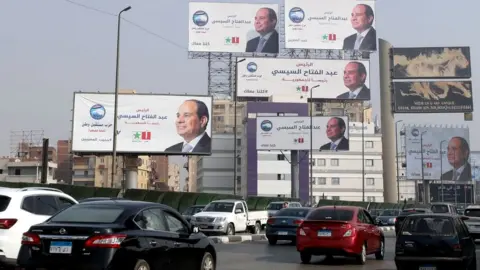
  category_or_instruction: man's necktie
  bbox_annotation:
[349,92,356,99]
[182,144,193,153]
[452,170,459,181]
[256,38,266,52]
[330,143,336,150]
[354,34,363,50]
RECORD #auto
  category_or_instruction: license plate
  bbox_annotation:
[317,230,331,237]
[419,266,436,270]
[278,231,288,235]
[49,241,72,254]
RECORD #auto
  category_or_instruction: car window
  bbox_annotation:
[134,208,167,231]
[0,195,11,212]
[193,207,204,214]
[22,195,59,216]
[307,209,353,221]
[163,211,189,234]
[363,210,375,224]
[464,208,480,217]
[50,205,124,223]
[401,216,455,235]
[431,205,449,213]
[454,218,467,238]
[57,196,75,210]
[235,203,244,213]
[266,203,283,210]
[204,202,234,212]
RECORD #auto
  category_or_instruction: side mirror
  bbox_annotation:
[461,216,470,221]
[192,225,199,234]
[235,209,242,214]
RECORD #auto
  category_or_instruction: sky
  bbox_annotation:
[1,0,478,186]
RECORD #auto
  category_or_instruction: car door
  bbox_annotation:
[456,218,476,258]
[162,209,197,269]
[363,210,381,251]
[234,203,247,232]
[356,210,374,252]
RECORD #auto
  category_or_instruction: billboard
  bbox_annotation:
[418,183,473,204]
[470,152,480,182]
[237,58,371,100]
[71,93,213,155]
[392,47,471,79]
[256,116,349,150]
[405,127,470,181]
[188,3,279,53]
[393,81,473,113]
[284,0,376,51]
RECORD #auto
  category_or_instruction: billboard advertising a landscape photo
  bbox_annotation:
[405,126,470,181]
[391,47,471,79]
[189,2,279,53]
[237,58,371,100]
[71,93,213,155]
[256,116,349,150]
[284,0,376,51]
[393,81,473,113]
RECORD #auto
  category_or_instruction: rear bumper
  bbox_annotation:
[265,227,297,240]
[297,236,360,255]
[0,255,16,266]
[395,256,471,269]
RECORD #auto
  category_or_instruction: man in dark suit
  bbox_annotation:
[245,7,279,54]
[342,4,376,51]
[441,137,471,181]
[336,61,370,99]
[320,117,349,151]
[165,99,211,154]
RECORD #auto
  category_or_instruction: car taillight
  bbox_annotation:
[22,232,41,245]
[293,219,303,225]
[452,243,462,252]
[84,234,126,248]
[267,218,275,225]
[0,219,17,229]
[343,228,355,237]
[298,228,306,236]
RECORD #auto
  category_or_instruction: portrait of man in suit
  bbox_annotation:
[336,61,370,99]
[245,7,279,54]
[441,137,471,181]
[319,117,349,151]
[164,99,211,154]
[342,4,377,51]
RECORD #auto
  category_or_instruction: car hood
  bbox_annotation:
[193,212,232,218]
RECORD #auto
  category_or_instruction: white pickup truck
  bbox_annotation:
[191,199,268,235]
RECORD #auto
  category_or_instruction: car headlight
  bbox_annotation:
[215,217,226,222]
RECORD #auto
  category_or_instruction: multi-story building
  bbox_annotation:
[185,156,199,192]
[211,99,245,133]
[168,164,181,191]
[0,158,57,183]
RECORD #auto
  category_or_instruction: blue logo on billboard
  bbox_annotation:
[192,10,209,27]
[260,120,273,132]
[289,7,305,23]
[90,104,106,120]
[246,62,257,73]
[411,128,419,137]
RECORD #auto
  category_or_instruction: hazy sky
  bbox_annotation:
[1,0,478,181]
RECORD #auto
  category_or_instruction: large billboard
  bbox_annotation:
[284,0,376,51]
[418,183,473,204]
[256,116,349,150]
[237,58,371,100]
[405,127,470,181]
[393,81,473,113]
[189,3,279,53]
[392,47,471,79]
[71,93,213,155]
[470,152,480,182]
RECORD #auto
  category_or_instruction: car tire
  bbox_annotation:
[356,243,367,265]
[253,222,261,234]
[133,259,150,270]
[200,251,215,270]
[226,223,235,235]
[300,252,311,264]
[375,239,385,260]
[268,237,277,245]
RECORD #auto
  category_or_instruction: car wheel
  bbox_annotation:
[356,243,367,265]
[226,223,235,235]
[375,239,385,260]
[254,222,261,234]
[200,251,215,270]
[300,252,311,264]
[268,237,277,245]
[134,259,150,270]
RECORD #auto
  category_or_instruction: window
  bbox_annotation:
[365,141,374,148]
[307,209,352,221]
[21,196,59,216]
[317,159,326,166]
[51,205,124,223]
[277,155,285,160]
[332,196,340,200]
[236,139,241,146]
[99,170,103,175]
[100,158,104,163]
[401,217,454,235]
[84,170,88,176]
[277,174,285,180]
[366,160,374,167]
[57,196,75,210]
[237,158,241,165]
[317,177,326,185]
[234,203,244,213]
[134,208,167,231]
[163,211,189,234]
[276,208,310,217]
[366,178,375,185]
[309,158,315,166]
[331,159,339,166]
[331,178,340,185]
[367,196,375,202]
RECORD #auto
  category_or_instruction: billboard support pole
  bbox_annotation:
[362,104,365,202]
[233,58,246,195]
[420,131,429,203]
[395,120,403,202]
[291,151,300,199]
[440,140,446,202]
[309,85,320,204]
[378,39,397,203]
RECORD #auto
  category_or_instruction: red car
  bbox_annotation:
[296,206,384,265]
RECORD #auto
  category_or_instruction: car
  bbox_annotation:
[375,209,401,226]
[78,197,127,203]
[182,205,206,222]
[0,187,77,267]
[266,201,302,217]
[430,202,458,214]
[296,206,384,265]
[462,205,480,239]
[395,213,476,270]
[266,207,311,245]
[17,199,217,270]
[395,208,432,236]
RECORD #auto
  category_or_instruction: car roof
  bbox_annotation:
[0,187,66,196]
[406,213,456,218]
[278,207,311,211]
[75,199,160,211]
[192,205,206,207]
[466,205,480,209]
[317,206,363,211]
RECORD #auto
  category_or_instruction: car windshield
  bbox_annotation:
[464,208,480,217]
[431,205,450,213]
[193,206,204,214]
[307,209,353,221]
[267,203,284,210]
[275,208,310,217]
[203,202,234,212]
[379,209,399,216]
[50,205,124,223]
[401,216,455,236]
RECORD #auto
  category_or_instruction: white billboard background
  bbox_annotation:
[470,153,480,181]
[189,2,279,53]
[237,58,370,99]
[71,93,212,154]
[284,0,376,50]
[256,116,349,150]
[405,127,470,180]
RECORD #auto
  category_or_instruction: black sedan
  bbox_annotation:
[266,207,311,245]
[17,200,216,270]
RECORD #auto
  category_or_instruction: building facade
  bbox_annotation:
[0,158,57,183]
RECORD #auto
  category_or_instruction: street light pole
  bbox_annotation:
[440,139,446,202]
[395,120,403,202]
[362,104,365,202]
[111,6,132,188]
[309,85,320,205]
[420,131,427,203]
[233,58,245,195]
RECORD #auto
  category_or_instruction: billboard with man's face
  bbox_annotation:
[71,93,212,155]
[405,126,470,181]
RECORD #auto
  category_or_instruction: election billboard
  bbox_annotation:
[189,2,279,53]
[256,116,349,150]
[418,183,473,204]
[393,81,473,113]
[71,93,213,155]
[392,47,471,79]
[237,58,371,100]
[405,126,470,181]
[284,0,376,51]
[470,152,480,182]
